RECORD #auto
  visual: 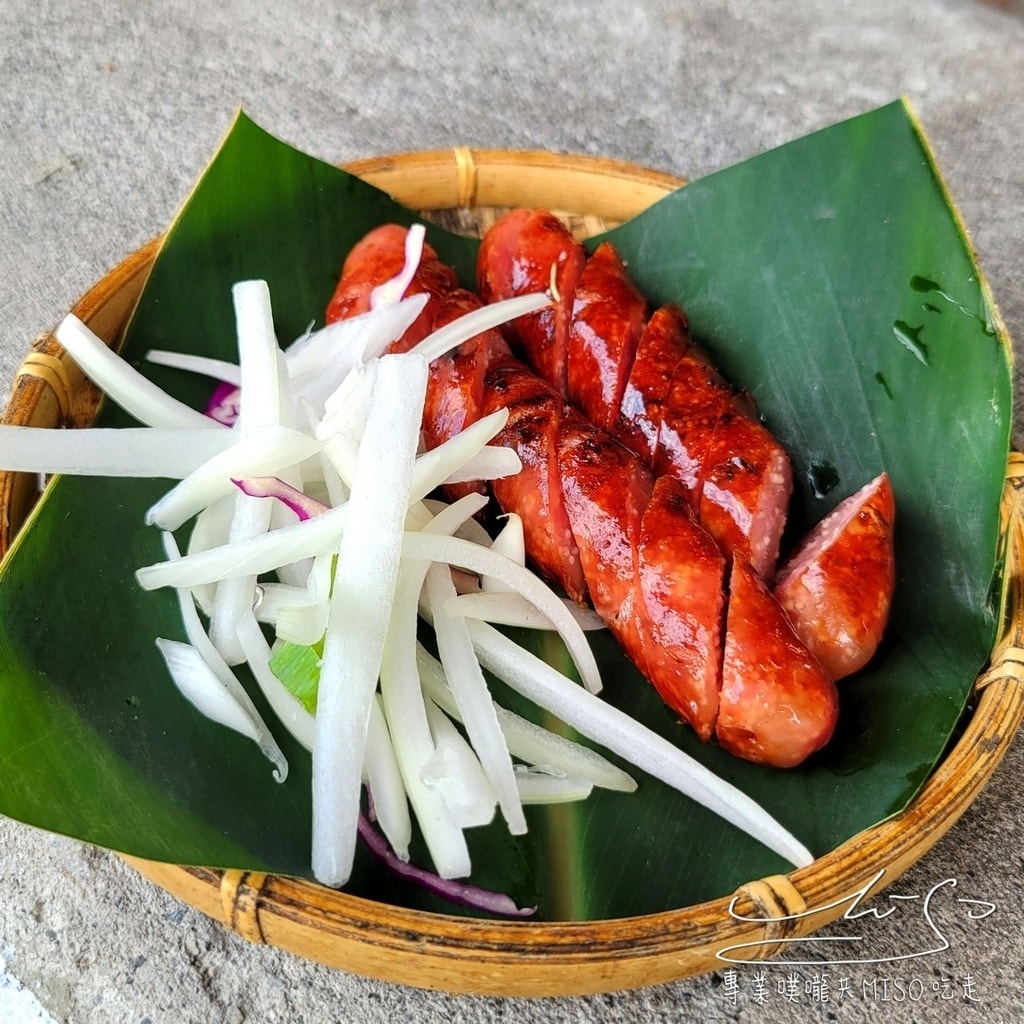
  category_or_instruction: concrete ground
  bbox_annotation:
[1,2,1022,1021]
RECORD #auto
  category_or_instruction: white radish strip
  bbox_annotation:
[365,694,413,861]
[145,350,242,386]
[252,581,312,623]
[159,532,289,782]
[185,495,237,615]
[405,532,602,696]
[380,556,472,880]
[286,293,428,382]
[319,434,360,494]
[155,638,260,739]
[420,499,493,548]
[154,638,288,782]
[136,502,349,591]
[55,315,219,430]
[491,514,526,564]
[235,612,316,753]
[208,282,287,664]
[145,425,321,531]
[272,586,330,646]
[442,446,522,485]
[416,644,635,794]
[422,700,497,829]
[425,562,526,835]
[0,426,236,477]
[445,591,606,633]
[209,493,273,664]
[311,352,428,889]
[411,292,551,364]
[467,620,814,869]
[370,224,426,310]
[274,599,329,647]
[315,362,377,489]
[320,359,376,431]
[420,491,491,536]
[407,408,510,503]
[514,766,593,805]
[483,514,524,594]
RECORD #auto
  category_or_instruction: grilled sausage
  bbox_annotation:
[326,223,849,767]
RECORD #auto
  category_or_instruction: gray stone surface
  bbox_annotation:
[1,1,1022,1021]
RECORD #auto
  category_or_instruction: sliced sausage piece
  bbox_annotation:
[697,410,794,578]
[656,346,793,577]
[566,241,648,432]
[476,208,586,395]
[480,359,588,605]
[420,289,512,450]
[325,224,457,348]
[635,476,726,740]
[717,555,839,768]
[613,304,692,465]
[556,413,652,634]
[774,472,896,680]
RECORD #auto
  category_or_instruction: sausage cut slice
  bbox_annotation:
[566,241,648,432]
[635,476,726,740]
[718,556,839,767]
[774,472,896,679]
[481,360,588,605]
[476,208,586,395]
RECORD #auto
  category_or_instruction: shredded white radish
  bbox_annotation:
[209,281,290,664]
[145,350,242,386]
[441,445,522,485]
[0,426,237,478]
[416,644,635,793]
[154,637,288,784]
[407,531,602,696]
[425,562,526,835]
[145,425,321,531]
[136,503,350,590]
[445,591,607,633]
[158,532,289,781]
[514,765,593,805]
[55,315,220,430]
[466,620,813,869]
[312,352,428,888]
[422,700,498,829]
[364,694,413,860]
[407,408,510,501]
[410,292,551,363]
[380,551,472,879]
[235,611,316,753]
[371,224,426,310]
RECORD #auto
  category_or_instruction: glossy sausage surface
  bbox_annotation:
[774,472,896,680]
[327,223,860,768]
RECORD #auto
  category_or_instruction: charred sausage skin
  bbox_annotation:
[324,223,873,767]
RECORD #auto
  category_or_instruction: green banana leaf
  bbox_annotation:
[0,100,1012,922]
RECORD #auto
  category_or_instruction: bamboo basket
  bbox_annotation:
[2,149,1023,997]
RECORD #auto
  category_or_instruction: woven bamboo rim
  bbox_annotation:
[2,148,1022,997]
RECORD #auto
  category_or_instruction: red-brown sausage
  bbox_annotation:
[475,208,586,395]
[327,224,840,767]
[718,555,839,768]
[774,472,896,680]
[566,241,648,432]
[635,476,726,740]
[477,210,793,577]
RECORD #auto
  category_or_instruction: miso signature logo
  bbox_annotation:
[717,869,996,966]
